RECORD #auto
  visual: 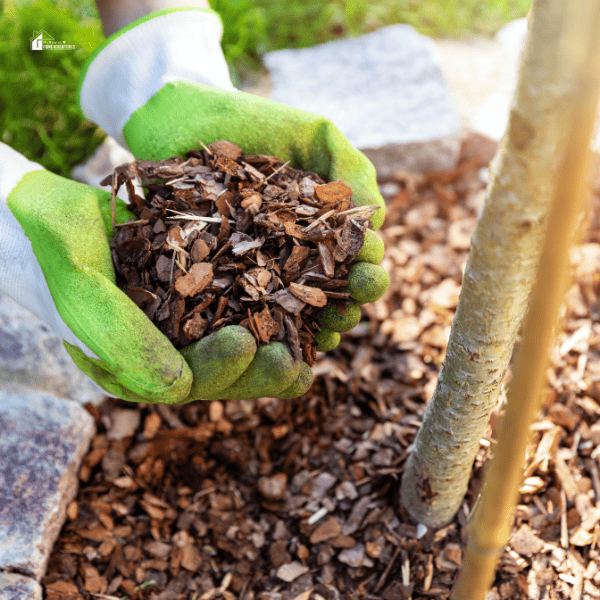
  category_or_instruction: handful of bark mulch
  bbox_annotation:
[104,141,378,366]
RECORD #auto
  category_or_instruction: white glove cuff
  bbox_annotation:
[0,143,97,357]
[79,9,237,147]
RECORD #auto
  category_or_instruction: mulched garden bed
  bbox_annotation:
[44,133,600,600]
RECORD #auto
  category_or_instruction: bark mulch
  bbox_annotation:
[44,133,600,600]
[106,141,374,363]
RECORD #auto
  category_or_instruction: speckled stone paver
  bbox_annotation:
[262,24,462,177]
[0,387,95,580]
[433,19,528,141]
[0,293,106,405]
[263,24,460,147]
[0,572,43,600]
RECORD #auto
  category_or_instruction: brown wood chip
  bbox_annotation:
[208,140,243,159]
[289,282,328,307]
[315,180,353,204]
[174,262,213,298]
[318,242,335,278]
[273,289,306,315]
[182,313,207,340]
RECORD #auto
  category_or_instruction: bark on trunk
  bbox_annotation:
[400,0,581,528]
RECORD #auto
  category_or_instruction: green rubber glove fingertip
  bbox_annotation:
[214,342,300,400]
[356,229,385,264]
[320,302,362,332]
[315,329,341,352]
[180,326,257,399]
[347,263,390,305]
[277,362,313,399]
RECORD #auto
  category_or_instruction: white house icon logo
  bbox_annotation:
[29,30,74,51]
[30,30,54,50]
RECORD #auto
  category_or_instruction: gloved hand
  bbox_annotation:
[78,7,389,400]
[1,143,307,403]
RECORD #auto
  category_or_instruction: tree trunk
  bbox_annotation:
[451,3,600,596]
[400,0,581,528]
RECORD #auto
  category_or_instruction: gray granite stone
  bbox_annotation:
[0,293,106,405]
[0,387,96,579]
[0,573,42,600]
[263,24,461,174]
[361,136,461,180]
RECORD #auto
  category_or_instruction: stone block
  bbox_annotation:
[0,573,42,600]
[0,387,96,579]
[263,24,461,175]
[0,293,106,405]
[361,137,461,181]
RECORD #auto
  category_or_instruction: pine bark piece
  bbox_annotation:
[315,181,353,204]
[174,263,213,298]
[215,192,233,217]
[208,140,242,159]
[124,287,156,310]
[215,156,246,179]
[212,295,230,324]
[190,239,210,264]
[115,238,151,268]
[289,282,328,307]
[155,255,173,283]
[254,307,280,344]
[284,246,311,273]
[273,290,306,315]
[182,313,207,341]
[335,218,368,262]
[240,194,262,214]
[217,215,231,242]
[318,243,335,278]
[283,314,302,363]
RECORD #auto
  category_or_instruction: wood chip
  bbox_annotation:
[258,473,287,501]
[509,525,546,557]
[106,409,140,441]
[273,289,306,315]
[180,544,202,571]
[191,238,210,263]
[315,181,353,204]
[174,262,213,298]
[276,562,309,582]
[289,282,328,307]
[554,453,580,503]
[309,516,342,543]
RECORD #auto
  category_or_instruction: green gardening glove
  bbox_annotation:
[78,8,389,401]
[2,146,311,403]
[123,82,390,354]
[2,152,189,404]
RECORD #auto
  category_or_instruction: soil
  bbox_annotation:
[43,133,600,600]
